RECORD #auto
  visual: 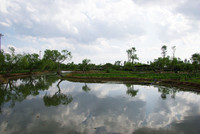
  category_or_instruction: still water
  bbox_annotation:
[0,74,200,134]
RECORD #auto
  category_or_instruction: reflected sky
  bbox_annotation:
[0,74,200,134]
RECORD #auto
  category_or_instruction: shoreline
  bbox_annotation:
[1,71,200,92]
[65,71,200,91]
[0,71,51,84]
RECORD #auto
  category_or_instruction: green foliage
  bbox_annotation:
[3,47,23,73]
[102,63,113,71]
[82,83,91,92]
[150,56,200,73]
[25,53,40,72]
[113,61,122,70]
[0,44,200,74]
[65,62,79,70]
[43,49,72,74]
[124,62,134,71]
[105,69,117,73]
[18,55,29,70]
[191,53,200,64]
[126,47,139,63]
[0,48,72,74]
[125,84,138,97]
[41,59,56,71]
[79,58,91,71]
[0,50,5,71]
[43,94,73,107]
[0,74,59,108]
[43,49,72,63]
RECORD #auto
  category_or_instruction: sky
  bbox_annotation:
[0,0,200,64]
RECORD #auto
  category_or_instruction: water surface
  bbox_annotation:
[0,74,200,134]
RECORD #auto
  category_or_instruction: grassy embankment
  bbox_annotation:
[65,71,200,90]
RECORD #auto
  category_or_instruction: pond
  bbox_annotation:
[0,73,200,134]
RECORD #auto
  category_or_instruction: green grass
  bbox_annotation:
[180,78,200,83]
[73,72,200,83]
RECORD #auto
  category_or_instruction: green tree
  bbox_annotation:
[43,49,72,77]
[4,47,22,73]
[0,50,5,71]
[18,55,29,70]
[103,63,113,71]
[191,53,200,64]
[169,57,180,72]
[25,53,40,72]
[79,58,91,71]
[124,62,134,71]
[126,47,138,63]
[66,62,78,70]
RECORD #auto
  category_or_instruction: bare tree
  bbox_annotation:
[161,45,167,58]
[172,46,176,58]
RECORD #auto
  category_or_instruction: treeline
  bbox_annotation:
[66,45,200,73]
[65,57,200,73]
[0,47,71,74]
[0,45,200,74]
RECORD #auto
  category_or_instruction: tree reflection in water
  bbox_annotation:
[0,74,59,111]
[125,84,138,97]
[43,79,73,107]
[82,83,91,92]
[157,86,178,99]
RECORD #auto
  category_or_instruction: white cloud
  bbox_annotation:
[2,44,38,54]
[0,0,200,63]
[176,0,200,20]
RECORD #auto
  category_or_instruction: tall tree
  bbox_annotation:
[126,49,132,62]
[4,47,22,73]
[80,58,91,71]
[43,49,72,77]
[0,50,5,71]
[172,46,176,58]
[25,53,40,73]
[126,47,138,63]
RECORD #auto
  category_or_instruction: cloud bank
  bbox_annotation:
[0,0,200,64]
